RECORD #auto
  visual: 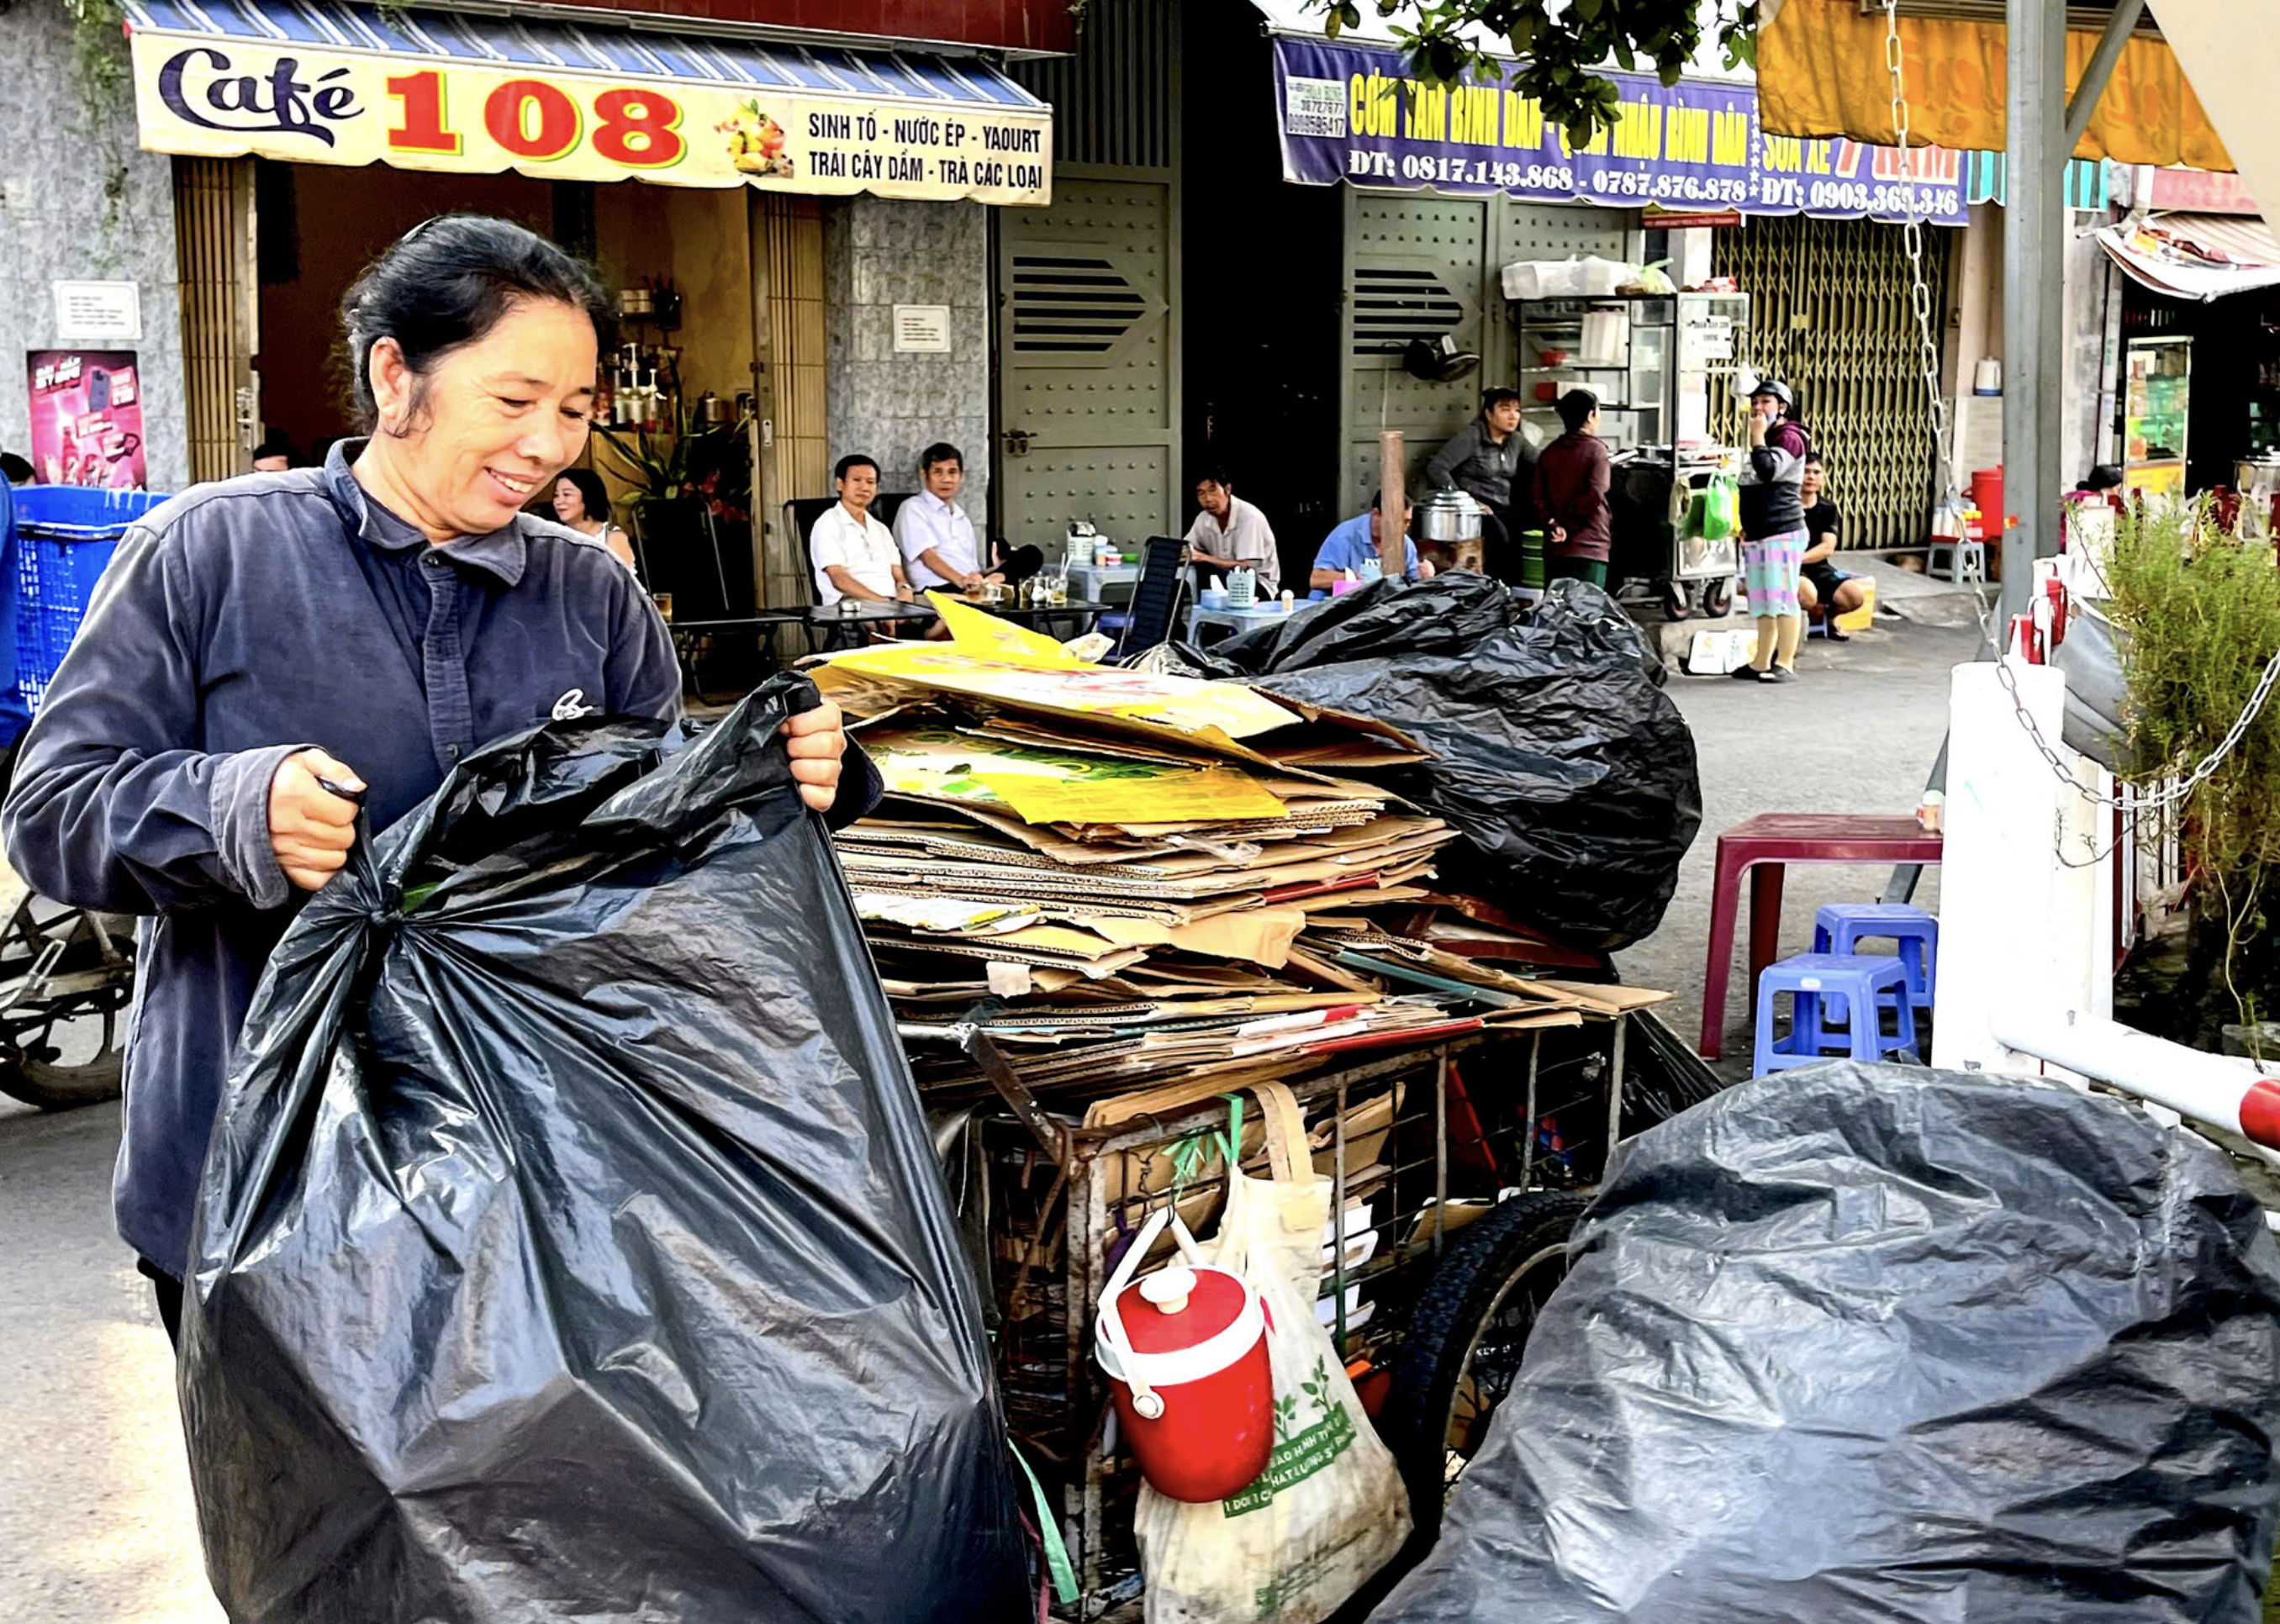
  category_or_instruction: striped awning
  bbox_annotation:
[2098,213,2280,301]
[123,1,1053,203]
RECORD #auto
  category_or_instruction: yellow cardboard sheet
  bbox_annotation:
[863,723,1288,825]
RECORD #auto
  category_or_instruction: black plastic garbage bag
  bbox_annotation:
[180,675,1032,1624]
[1240,580,1699,949]
[1375,1063,2280,1624]
[1201,574,1520,676]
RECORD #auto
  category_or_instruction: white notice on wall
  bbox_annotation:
[53,281,141,343]
[893,305,953,353]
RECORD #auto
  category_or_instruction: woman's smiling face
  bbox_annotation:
[367,297,599,539]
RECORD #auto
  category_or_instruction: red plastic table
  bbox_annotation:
[1698,814,1944,1060]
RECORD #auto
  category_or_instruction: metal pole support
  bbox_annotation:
[2001,0,2067,623]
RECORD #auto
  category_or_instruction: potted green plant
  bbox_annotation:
[2103,498,2280,1051]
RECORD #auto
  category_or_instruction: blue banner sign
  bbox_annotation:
[1274,37,1970,227]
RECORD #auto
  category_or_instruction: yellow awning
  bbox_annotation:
[1757,0,2233,171]
[122,0,1052,204]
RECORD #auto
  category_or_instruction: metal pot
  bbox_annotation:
[697,392,736,427]
[1417,488,1483,543]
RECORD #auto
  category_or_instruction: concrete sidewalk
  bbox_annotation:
[1617,617,1977,1080]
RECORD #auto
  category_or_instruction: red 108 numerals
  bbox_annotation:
[387,70,685,169]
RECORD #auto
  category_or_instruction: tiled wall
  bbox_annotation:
[821,196,994,535]
[0,7,190,492]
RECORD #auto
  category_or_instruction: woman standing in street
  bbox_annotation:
[1734,379,1810,683]
[551,466,638,572]
[1,215,871,1338]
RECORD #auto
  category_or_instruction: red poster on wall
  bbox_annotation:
[26,350,146,491]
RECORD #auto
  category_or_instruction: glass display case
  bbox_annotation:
[2123,335,2192,495]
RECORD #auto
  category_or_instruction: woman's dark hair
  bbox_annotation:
[340,214,613,435]
[2081,463,2125,493]
[1557,388,1600,433]
[555,467,610,525]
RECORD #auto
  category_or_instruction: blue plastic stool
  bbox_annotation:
[1753,953,1917,1076]
[1813,903,1938,1009]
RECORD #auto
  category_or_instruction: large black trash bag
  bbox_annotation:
[1375,1063,2280,1624]
[1243,579,1700,949]
[180,675,1032,1624]
[1204,574,1520,675]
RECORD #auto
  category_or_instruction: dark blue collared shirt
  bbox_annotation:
[3,441,875,1276]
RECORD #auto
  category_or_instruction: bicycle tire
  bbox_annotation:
[1378,1189,1592,1544]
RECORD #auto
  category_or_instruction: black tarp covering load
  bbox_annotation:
[1191,578,1699,951]
[1375,1063,2280,1624]
[180,676,1032,1624]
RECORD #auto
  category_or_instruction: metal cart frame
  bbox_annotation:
[949,1014,1633,1617]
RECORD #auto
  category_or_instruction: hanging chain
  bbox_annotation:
[1882,0,1953,506]
[1881,0,2280,819]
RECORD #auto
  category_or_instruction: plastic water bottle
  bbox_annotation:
[1228,566,1255,608]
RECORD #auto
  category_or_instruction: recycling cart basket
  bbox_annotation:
[937,1016,1637,1619]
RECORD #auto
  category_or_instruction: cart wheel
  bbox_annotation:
[1703,580,1734,617]
[1378,1189,1591,1543]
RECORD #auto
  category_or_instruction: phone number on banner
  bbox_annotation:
[1758,177,1964,217]
[1588,172,1751,205]
[1393,153,1578,192]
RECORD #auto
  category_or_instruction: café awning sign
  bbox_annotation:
[123,1,1053,205]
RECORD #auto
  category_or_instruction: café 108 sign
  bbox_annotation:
[127,32,1051,204]
[1275,38,1968,227]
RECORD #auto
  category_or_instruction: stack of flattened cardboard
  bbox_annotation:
[810,598,1624,1101]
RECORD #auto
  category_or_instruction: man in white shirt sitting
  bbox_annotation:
[894,442,985,593]
[1183,467,1280,597]
[810,454,917,615]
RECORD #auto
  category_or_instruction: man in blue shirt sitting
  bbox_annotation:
[1309,489,1435,595]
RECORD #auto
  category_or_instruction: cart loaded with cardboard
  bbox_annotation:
[810,577,1710,1618]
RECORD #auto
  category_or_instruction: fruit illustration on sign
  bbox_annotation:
[717,98,794,178]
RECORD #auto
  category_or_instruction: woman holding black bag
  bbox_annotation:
[2,215,873,1337]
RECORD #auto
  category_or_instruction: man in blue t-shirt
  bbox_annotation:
[1309,489,1433,596]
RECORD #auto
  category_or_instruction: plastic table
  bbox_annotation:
[1187,603,1296,642]
[1064,562,1139,604]
[1698,813,1943,1061]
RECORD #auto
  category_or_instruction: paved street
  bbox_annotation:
[1618,609,1970,1078]
[0,1099,220,1623]
[0,608,1975,1620]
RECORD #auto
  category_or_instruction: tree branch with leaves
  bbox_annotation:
[1316,0,1761,144]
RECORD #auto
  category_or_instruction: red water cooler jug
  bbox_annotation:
[1971,467,2005,540]
[1095,1208,1274,1503]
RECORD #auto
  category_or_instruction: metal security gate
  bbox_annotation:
[995,176,1179,547]
[998,0,1180,551]
[1340,194,1633,511]
[1712,215,1955,552]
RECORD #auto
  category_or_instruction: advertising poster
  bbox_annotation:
[127,29,1050,205]
[1274,38,1969,227]
[27,350,147,490]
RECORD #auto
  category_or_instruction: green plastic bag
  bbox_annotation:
[1699,473,1739,542]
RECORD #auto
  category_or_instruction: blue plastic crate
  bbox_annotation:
[11,486,168,712]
